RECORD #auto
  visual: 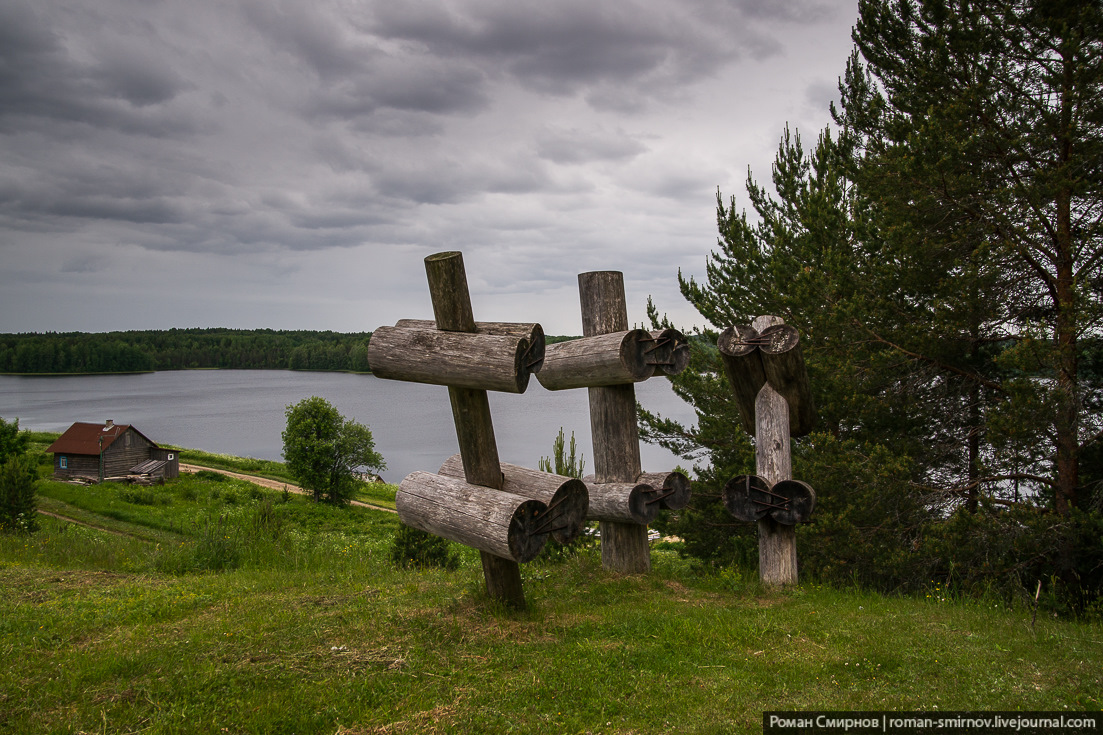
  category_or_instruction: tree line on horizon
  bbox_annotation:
[0,328,585,375]
[0,328,374,374]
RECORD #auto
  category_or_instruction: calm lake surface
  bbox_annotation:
[0,371,698,483]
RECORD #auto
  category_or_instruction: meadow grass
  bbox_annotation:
[1,471,1100,734]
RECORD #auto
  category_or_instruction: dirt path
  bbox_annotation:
[179,463,397,514]
[36,510,142,538]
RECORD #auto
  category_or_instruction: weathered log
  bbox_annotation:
[438,455,589,545]
[753,315,798,586]
[637,470,691,511]
[579,271,650,574]
[717,325,767,435]
[721,474,773,522]
[582,476,659,524]
[367,326,532,394]
[397,471,548,562]
[758,323,817,437]
[424,251,476,331]
[768,479,816,525]
[394,319,545,374]
[424,251,519,604]
[648,329,690,376]
[535,330,652,390]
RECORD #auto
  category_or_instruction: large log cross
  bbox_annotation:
[717,315,817,586]
[537,271,691,575]
[369,251,587,609]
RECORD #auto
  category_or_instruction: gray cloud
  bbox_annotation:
[0,0,859,334]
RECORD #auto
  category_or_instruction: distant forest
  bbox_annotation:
[0,329,374,374]
[0,328,582,374]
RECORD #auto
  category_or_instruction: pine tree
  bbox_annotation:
[834,0,1103,516]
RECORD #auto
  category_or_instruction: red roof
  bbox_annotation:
[47,423,157,455]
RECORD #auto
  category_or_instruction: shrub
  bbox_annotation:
[391,524,460,570]
[0,455,38,534]
[119,486,170,506]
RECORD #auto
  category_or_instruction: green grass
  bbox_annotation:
[172,446,295,482]
[1,470,1101,734]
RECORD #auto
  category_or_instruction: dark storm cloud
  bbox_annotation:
[0,3,196,136]
[365,0,749,97]
[0,0,860,333]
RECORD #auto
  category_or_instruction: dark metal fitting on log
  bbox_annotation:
[533,522,569,535]
[645,489,676,505]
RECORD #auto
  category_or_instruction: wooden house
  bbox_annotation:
[47,420,179,482]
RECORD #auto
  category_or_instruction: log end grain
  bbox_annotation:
[768,479,816,525]
[637,470,691,511]
[722,474,773,522]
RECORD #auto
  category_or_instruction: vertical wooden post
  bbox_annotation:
[424,252,525,608]
[752,315,798,585]
[579,271,650,574]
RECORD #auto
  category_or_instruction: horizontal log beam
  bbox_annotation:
[368,326,533,394]
[758,324,817,437]
[395,319,545,374]
[582,475,659,524]
[536,330,653,390]
[397,471,548,562]
[648,329,690,376]
[437,455,589,545]
[717,325,766,435]
[721,474,816,525]
[637,470,691,511]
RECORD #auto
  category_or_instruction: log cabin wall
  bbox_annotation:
[101,429,156,477]
[54,454,99,480]
[150,447,180,478]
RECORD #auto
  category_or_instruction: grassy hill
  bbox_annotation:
[1,461,1100,734]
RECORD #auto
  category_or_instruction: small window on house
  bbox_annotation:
[125,433,131,447]
[59,456,68,469]
[167,453,174,460]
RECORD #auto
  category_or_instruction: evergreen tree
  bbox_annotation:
[645,1,1103,596]
[834,0,1103,516]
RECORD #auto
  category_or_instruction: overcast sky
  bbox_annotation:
[0,0,858,336]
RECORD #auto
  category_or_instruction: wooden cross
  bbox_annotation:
[536,271,691,574]
[368,251,588,608]
[717,315,817,586]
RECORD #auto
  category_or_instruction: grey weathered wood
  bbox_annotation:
[424,252,476,332]
[424,251,504,491]
[759,324,817,437]
[368,326,532,393]
[578,270,650,573]
[394,319,545,374]
[717,324,767,435]
[752,315,799,586]
[637,470,691,511]
[438,455,589,545]
[423,251,520,605]
[579,271,629,336]
[481,553,526,607]
[397,471,548,562]
[647,329,690,376]
[582,475,659,524]
[536,330,652,390]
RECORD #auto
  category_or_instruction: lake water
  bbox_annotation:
[0,371,698,483]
